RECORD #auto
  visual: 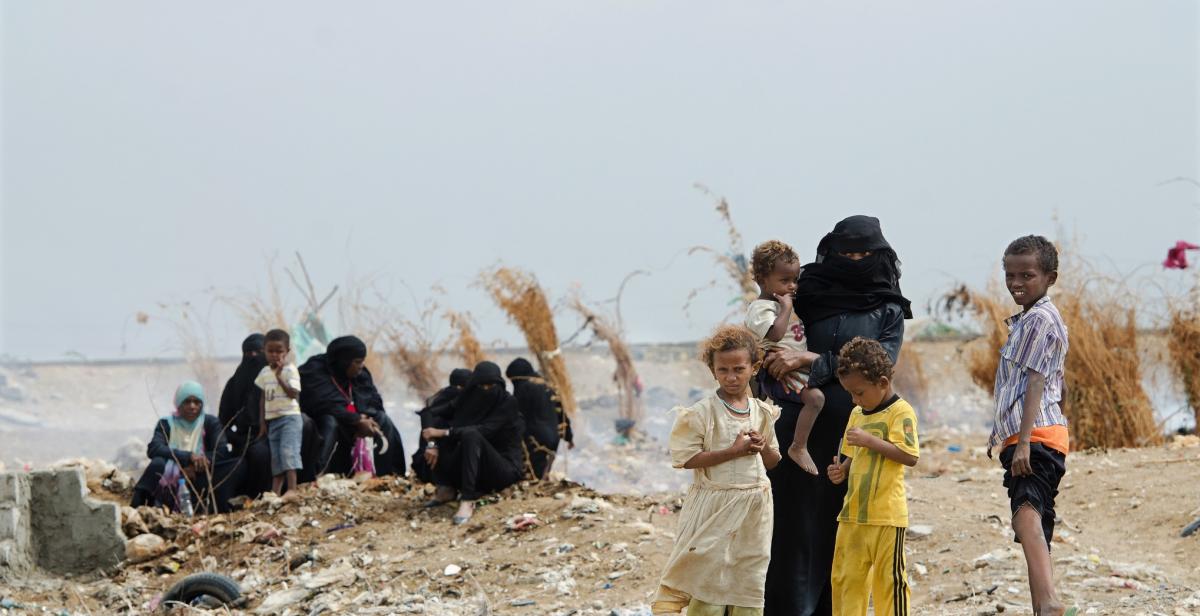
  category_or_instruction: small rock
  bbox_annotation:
[255,587,311,614]
[125,533,168,563]
[444,564,462,576]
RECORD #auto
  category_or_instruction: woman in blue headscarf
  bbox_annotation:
[131,381,230,512]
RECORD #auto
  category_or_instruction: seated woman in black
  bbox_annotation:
[412,368,472,483]
[215,334,272,499]
[131,381,233,513]
[421,361,524,524]
[299,335,406,477]
[505,358,573,479]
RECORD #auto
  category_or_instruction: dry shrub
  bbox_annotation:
[139,301,222,399]
[221,256,291,335]
[479,266,577,417]
[686,185,759,316]
[940,284,1009,392]
[568,294,643,425]
[445,309,488,368]
[337,281,394,389]
[893,343,929,415]
[1167,299,1200,431]
[943,258,1162,449]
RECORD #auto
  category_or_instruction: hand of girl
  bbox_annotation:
[730,432,754,456]
[773,293,794,311]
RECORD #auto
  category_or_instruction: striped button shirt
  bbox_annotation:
[988,295,1069,449]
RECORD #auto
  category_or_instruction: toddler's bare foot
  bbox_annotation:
[788,443,819,475]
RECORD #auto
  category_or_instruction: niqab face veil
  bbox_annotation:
[794,215,912,324]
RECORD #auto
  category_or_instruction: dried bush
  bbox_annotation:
[479,266,577,417]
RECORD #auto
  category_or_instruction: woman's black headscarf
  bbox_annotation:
[449,361,510,428]
[326,336,368,383]
[794,215,912,324]
[449,368,473,388]
[218,333,267,434]
[505,357,537,379]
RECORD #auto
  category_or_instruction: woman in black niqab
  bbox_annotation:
[421,361,524,524]
[762,215,911,615]
[506,357,573,479]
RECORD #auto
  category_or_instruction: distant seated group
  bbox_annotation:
[130,332,573,524]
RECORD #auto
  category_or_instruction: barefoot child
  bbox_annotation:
[987,235,1071,616]
[652,325,782,615]
[744,240,826,474]
[826,337,919,616]
[257,329,303,496]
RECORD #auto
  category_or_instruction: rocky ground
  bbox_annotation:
[2,338,1198,614]
[2,433,1199,615]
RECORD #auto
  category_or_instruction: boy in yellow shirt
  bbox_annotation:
[826,337,919,616]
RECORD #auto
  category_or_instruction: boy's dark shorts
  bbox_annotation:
[999,442,1066,548]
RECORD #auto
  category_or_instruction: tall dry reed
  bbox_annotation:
[568,294,643,426]
[686,186,759,316]
[445,309,488,368]
[479,266,577,417]
[1167,294,1200,432]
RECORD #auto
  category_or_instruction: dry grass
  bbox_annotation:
[942,257,1162,449]
[479,266,577,417]
[139,301,223,400]
[686,185,759,316]
[445,309,488,368]
[894,343,929,415]
[220,256,291,335]
[568,294,643,425]
[337,281,393,390]
[1167,296,1200,432]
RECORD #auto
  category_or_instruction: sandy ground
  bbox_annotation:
[2,438,1199,615]
[2,339,1198,614]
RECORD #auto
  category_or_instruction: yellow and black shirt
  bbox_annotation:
[838,395,920,528]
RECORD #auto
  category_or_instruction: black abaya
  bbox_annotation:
[298,341,407,477]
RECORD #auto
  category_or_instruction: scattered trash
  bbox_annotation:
[907,524,933,539]
[510,598,537,606]
[506,513,541,532]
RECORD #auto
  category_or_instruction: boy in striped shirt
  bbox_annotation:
[987,235,1071,616]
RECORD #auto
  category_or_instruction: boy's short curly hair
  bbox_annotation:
[265,328,290,346]
[835,337,894,383]
[700,324,762,368]
[1004,235,1058,273]
[751,240,800,281]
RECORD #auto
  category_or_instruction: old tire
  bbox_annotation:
[161,572,243,609]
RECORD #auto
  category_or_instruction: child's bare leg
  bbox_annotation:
[285,470,298,494]
[787,387,825,475]
[271,475,284,496]
[1013,504,1063,616]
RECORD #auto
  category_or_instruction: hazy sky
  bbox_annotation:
[3,2,1197,361]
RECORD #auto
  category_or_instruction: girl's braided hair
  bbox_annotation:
[751,240,799,281]
[700,324,762,368]
[835,337,894,383]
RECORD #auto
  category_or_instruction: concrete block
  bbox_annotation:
[0,473,32,571]
[28,469,125,574]
[0,472,28,502]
